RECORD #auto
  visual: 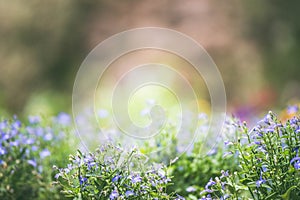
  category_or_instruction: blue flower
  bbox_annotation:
[262,128,275,133]
[186,186,196,192]
[290,117,299,126]
[200,194,212,200]
[125,190,135,197]
[256,175,266,187]
[43,132,53,141]
[224,141,233,146]
[0,120,7,130]
[290,157,300,170]
[205,178,216,192]
[28,116,41,124]
[1,133,10,141]
[98,109,109,118]
[25,138,35,145]
[220,170,229,178]
[79,176,88,186]
[109,190,119,199]
[175,194,185,200]
[112,174,121,183]
[258,113,272,125]
[10,141,19,147]
[27,160,37,168]
[131,175,142,184]
[0,146,6,155]
[40,149,51,159]
[287,105,299,114]
[294,162,300,170]
[55,113,71,126]
[31,146,38,151]
[221,194,230,200]
[11,120,21,130]
[262,165,268,172]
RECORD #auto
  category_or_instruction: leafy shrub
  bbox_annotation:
[54,143,181,199]
[200,108,300,199]
[166,116,240,200]
[168,144,237,199]
[0,113,76,200]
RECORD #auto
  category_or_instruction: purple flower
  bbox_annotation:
[109,190,119,199]
[262,165,268,172]
[125,190,135,197]
[11,120,21,130]
[2,133,10,141]
[205,178,216,192]
[27,160,37,168]
[258,114,271,125]
[290,117,299,126]
[40,149,51,159]
[256,175,266,187]
[287,105,299,115]
[290,157,300,170]
[25,138,35,145]
[98,109,109,118]
[200,194,212,200]
[64,164,73,173]
[0,120,7,130]
[0,146,7,155]
[79,176,88,186]
[31,146,38,151]
[28,116,41,124]
[10,141,19,147]
[84,155,96,169]
[112,175,121,183]
[224,141,233,146]
[221,194,230,199]
[220,170,229,178]
[186,186,196,192]
[175,194,186,200]
[294,162,300,170]
[262,128,275,133]
[54,172,61,179]
[131,175,142,184]
[43,133,53,141]
[56,113,71,126]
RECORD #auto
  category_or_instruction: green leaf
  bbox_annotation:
[280,185,298,200]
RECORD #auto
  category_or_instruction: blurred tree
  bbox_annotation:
[0,0,101,113]
[242,1,300,101]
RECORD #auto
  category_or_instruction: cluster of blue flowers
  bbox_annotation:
[54,143,176,199]
[0,113,73,199]
[200,106,300,199]
[1,116,49,171]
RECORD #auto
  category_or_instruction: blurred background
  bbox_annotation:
[0,0,300,120]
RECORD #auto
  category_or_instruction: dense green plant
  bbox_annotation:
[166,116,240,200]
[0,113,76,200]
[200,107,300,199]
[168,144,238,199]
[54,143,180,200]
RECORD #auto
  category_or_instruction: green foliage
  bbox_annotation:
[54,144,176,200]
[167,144,237,199]
[200,109,300,199]
[0,114,76,200]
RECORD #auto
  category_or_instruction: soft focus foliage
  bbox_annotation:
[200,108,300,199]
[54,144,176,200]
[0,113,76,200]
[1,106,300,199]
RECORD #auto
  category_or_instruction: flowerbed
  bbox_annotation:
[1,106,299,199]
